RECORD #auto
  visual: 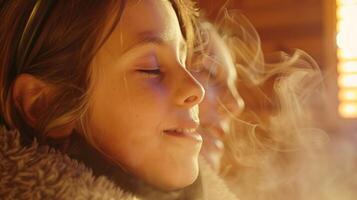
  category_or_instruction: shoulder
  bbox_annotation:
[0,127,140,200]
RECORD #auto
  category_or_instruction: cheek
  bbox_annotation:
[88,79,166,136]
[85,75,173,163]
[132,79,170,109]
[86,89,165,172]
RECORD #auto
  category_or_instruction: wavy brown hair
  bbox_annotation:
[0,0,198,140]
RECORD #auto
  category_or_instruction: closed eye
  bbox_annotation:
[137,68,161,75]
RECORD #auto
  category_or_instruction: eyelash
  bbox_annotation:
[137,68,161,75]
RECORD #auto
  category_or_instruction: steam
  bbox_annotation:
[210,9,357,200]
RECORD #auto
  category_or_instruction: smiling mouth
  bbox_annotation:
[163,128,202,142]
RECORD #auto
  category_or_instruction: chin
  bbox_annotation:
[150,158,200,191]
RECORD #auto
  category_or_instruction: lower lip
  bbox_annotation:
[163,130,203,142]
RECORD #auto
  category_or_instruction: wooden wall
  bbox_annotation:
[197,0,331,70]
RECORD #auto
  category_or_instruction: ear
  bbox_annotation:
[12,74,74,138]
[12,74,49,128]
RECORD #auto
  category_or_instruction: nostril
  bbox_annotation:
[175,69,205,107]
[184,95,198,104]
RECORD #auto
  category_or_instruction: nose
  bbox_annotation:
[173,69,205,108]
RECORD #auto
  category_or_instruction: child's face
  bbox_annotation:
[87,0,204,190]
[194,30,245,171]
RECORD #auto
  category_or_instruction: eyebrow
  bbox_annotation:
[138,31,166,43]
[123,31,187,55]
[124,31,165,53]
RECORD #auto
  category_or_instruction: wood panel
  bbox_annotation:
[238,2,322,29]
[197,0,326,68]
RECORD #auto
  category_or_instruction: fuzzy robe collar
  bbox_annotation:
[0,127,238,200]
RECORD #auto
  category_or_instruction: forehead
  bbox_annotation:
[104,0,184,55]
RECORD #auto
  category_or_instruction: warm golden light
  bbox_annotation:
[339,89,357,101]
[338,74,357,87]
[337,1,357,118]
[337,0,357,6]
[338,61,357,73]
[337,4,357,19]
[337,31,357,51]
[336,16,357,49]
[339,103,357,118]
[338,48,357,59]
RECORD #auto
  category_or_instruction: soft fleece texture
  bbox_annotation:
[0,127,238,200]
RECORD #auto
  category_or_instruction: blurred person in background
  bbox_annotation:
[193,10,356,200]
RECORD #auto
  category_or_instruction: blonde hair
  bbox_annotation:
[198,9,335,200]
